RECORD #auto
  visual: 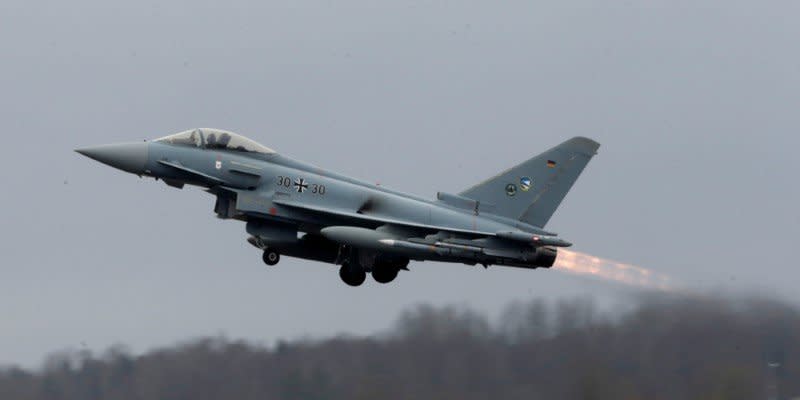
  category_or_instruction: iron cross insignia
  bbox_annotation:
[294,178,309,193]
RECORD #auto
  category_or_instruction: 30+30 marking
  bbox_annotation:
[276,176,326,195]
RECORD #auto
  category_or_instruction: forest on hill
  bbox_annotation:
[1,294,797,400]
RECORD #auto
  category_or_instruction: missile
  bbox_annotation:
[378,239,484,256]
[320,226,396,250]
[496,231,572,247]
[433,241,483,253]
[321,226,485,256]
[379,239,442,254]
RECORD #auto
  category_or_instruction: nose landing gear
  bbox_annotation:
[262,249,280,266]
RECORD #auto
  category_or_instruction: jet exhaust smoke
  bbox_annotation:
[554,249,674,291]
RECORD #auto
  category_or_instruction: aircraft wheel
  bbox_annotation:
[339,263,366,287]
[372,267,398,284]
[262,249,280,266]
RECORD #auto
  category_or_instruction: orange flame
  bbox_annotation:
[554,249,674,291]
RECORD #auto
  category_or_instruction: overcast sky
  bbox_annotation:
[1,0,799,367]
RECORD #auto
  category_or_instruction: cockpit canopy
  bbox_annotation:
[155,128,275,155]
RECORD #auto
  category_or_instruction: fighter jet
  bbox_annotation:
[76,129,599,286]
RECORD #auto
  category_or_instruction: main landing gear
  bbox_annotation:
[371,266,399,284]
[255,242,404,287]
[337,262,401,286]
[262,248,280,266]
[339,262,367,287]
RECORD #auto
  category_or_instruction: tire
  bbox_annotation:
[262,249,280,266]
[339,263,366,286]
[372,267,399,284]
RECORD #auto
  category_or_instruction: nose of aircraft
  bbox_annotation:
[75,142,149,174]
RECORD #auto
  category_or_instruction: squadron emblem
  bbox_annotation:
[520,176,532,191]
[505,183,517,196]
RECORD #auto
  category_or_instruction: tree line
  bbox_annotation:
[1,294,798,399]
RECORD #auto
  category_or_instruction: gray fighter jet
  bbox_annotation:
[77,129,599,286]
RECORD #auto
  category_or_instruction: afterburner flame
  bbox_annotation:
[554,249,674,291]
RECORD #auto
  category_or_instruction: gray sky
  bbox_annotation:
[2,0,799,367]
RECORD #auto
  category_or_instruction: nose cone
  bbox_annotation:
[76,142,149,174]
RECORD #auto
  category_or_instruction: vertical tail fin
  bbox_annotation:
[459,137,599,228]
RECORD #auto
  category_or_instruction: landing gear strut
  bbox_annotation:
[262,249,280,266]
[339,262,366,286]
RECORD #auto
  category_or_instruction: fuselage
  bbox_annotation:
[76,128,592,286]
[143,140,552,239]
